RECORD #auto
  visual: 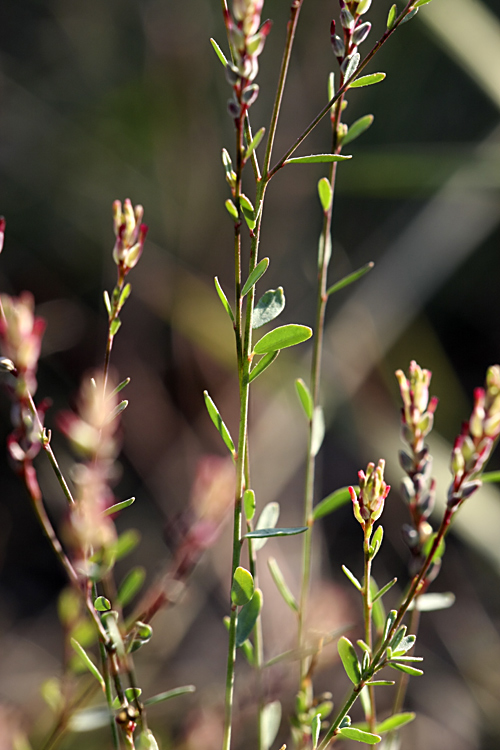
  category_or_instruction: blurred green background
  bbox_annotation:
[1,0,500,748]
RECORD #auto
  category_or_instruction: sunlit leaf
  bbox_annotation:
[262,700,282,750]
[388,662,423,676]
[244,527,307,540]
[236,589,263,647]
[210,38,228,66]
[245,127,265,161]
[204,391,236,458]
[338,727,381,744]
[254,324,312,354]
[244,489,256,521]
[102,496,135,517]
[143,685,196,707]
[318,177,333,212]
[215,277,235,323]
[338,636,361,684]
[296,378,313,421]
[242,258,269,297]
[70,639,105,691]
[311,406,325,457]
[252,502,279,551]
[248,351,280,382]
[285,154,352,165]
[231,567,255,606]
[313,486,354,520]
[349,73,386,89]
[326,262,374,295]
[342,565,362,591]
[409,591,455,612]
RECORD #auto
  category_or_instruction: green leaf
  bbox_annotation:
[140,730,159,750]
[392,635,416,656]
[143,686,195,707]
[370,525,384,558]
[245,127,265,161]
[244,527,308,540]
[349,73,386,89]
[387,4,397,29]
[249,351,280,382]
[118,283,132,311]
[110,378,131,397]
[254,324,312,355]
[375,711,416,734]
[372,577,397,602]
[326,262,374,296]
[112,529,141,560]
[225,199,239,221]
[311,713,321,750]
[70,639,105,691]
[204,391,236,458]
[342,565,362,591]
[357,0,372,13]
[295,378,313,421]
[214,277,235,324]
[252,287,285,329]
[311,406,325,457]
[232,567,255,606]
[252,502,279,551]
[103,290,112,316]
[268,557,298,612]
[110,318,121,336]
[366,680,395,687]
[313,486,354,520]
[318,177,333,212]
[338,636,361,684]
[284,154,352,165]
[414,0,433,5]
[383,610,397,641]
[328,72,335,115]
[117,567,146,607]
[106,399,128,424]
[244,489,256,521]
[242,258,269,297]
[338,727,381,744]
[103,496,136,517]
[261,700,282,750]
[410,591,455,612]
[342,116,374,147]
[389,663,423,676]
[236,589,263,647]
[94,596,111,612]
[239,193,256,230]
[422,533,445,564]
[344,53,360,80]
[210,38,228,66]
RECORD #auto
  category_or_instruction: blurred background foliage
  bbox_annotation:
[1,0,500,748]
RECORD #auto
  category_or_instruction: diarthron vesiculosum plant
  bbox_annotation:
[1,1,500,749]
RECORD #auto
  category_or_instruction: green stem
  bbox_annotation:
[99,635,121,749]
[363,530,375,733]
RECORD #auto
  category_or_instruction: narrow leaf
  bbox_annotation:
[117,567,146,607]
[372,577,397,602]
[376,713,416,734]
[110,318,121,336]
[370,525,384,558]
[268,557,298,612]
[214,277,235,324]
[236,589,263,646]
[338,727,381,744]
[242,258,269,297]
[245,127,265,161]
[481,470,500,483]
[252,287,285,329]
[103,496,136,517]
[389,662,423,676]
[342,115,374,147]
[118,283,132,311]
[70,639,105,691]
[318,177,333,212]
[328,72,335,115]
[210,38,228,66]
[244,527,307,540]
[313,486,354,520]
[204,391,236,457]
[239,193,256,230]
[225,199,238,221]
[244,489,256,521]
[387,4,397,29]
[392,635,416,655]
[249,351,280,382]
[342,565,362,591]
[311,406,325,457]
[344,53,361,80]
[261,700,282,750]
[366,680,395,686]
[326,262,374,296]
[254,324,312,355]
[252,502,279,551]
[103,290,111,317]
[410,591,455,612]
[401,7,419,23]
[338,636,361,684]
[349,73,386,89]
[284,154,352,165]
[383,610,397,641]
[232,567,255,606]
[311,714,321,750]
[106,400,128,423]
[295,378,313,421]
[110,378,131,397]
[414,0,433,5]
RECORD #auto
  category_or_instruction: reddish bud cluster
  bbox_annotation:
[349,459,390,531]
[112,199,148,278]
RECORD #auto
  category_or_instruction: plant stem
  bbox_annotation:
[268,1,416,180]
[363,530,375,733]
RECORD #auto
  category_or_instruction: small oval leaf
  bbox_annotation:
[349,73,386,89]
[342,116,374,147]
[236,589,263,647]
[252,502,279,551]
[318,177,333,212]
[376,712,416,734]
[296,378,313,421]
[244,489,256,521]
[338,727,381,744]
[338,636,361,684]
[242,258,269,297]
[231,567,255,606]
[254,324,312,355]
[262,700,282,750]
[388,662,423,676]
[215,277,235,323]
